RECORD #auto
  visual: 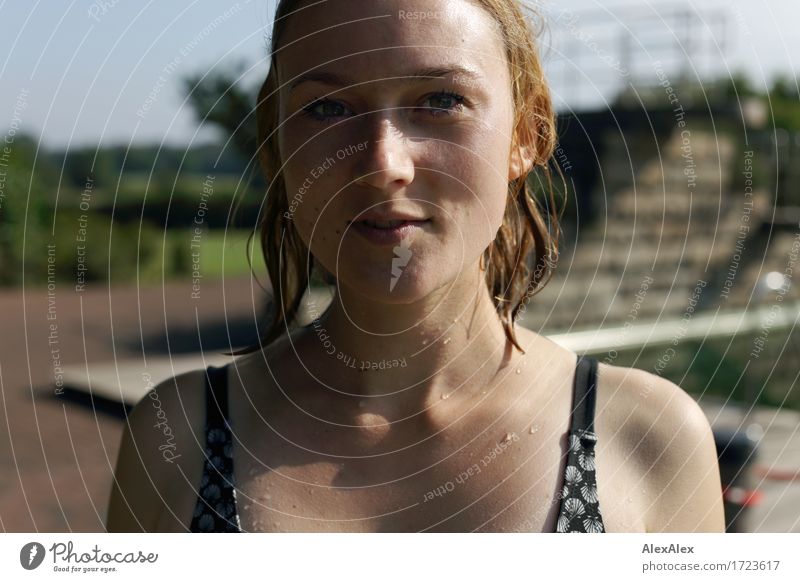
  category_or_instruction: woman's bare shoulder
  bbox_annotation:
[596,362,725,532]
[106,367,208,532]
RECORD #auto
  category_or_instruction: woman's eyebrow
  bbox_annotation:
[288,65,484,92]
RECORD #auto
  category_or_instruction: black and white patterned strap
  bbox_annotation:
[189,365,242,533]
[555,356,605,533]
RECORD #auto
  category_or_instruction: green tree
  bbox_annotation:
[182,60,259,162]
[0,135,58,285]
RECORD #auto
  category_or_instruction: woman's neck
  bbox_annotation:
[294,267,524,419]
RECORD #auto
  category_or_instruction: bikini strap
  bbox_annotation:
[571,355,599,437]
[192,364,241,533]
[204,365,230,429]
[555,355,605,533]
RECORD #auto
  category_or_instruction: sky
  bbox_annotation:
[1,0,797,149]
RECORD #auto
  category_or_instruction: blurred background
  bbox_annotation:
[0,0,798,532]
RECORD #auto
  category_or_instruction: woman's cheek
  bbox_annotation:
[294,208,330,250]
[453,175,507,246]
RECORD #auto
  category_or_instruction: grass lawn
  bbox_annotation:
[137,228,266,283]
[193,229,266,278]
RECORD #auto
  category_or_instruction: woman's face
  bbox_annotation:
[277,0,526,303]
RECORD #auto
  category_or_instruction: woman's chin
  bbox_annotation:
[334,267,434,304]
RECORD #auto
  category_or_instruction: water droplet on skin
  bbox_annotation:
[501,432,513,443]
[516,368,521,374]
[453,318,459,323]
[529,424,539,434]
[422,339,429,345]
[441,393,450,400]
[243,504,250,510]
[443,337,451,345]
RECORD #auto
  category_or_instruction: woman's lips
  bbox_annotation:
[350,219,431,246]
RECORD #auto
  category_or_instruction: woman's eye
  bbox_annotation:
[419,91,466,117]
[299,90,467,123]
[300,98,349,123]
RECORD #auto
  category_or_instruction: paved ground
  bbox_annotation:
[1,279,797,532]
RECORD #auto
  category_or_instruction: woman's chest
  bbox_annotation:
[227,422,647,533]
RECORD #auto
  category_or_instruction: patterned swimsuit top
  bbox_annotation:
[189,355,605,533]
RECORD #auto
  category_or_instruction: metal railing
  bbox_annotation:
[543,3,730,111]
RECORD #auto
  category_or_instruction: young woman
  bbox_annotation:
[107,0,725,533]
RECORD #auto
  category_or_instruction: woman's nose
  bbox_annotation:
[352,113,415,191]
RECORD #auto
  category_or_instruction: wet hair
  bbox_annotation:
[232,0,562,356]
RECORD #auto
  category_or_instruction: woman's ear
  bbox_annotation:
[508,143,535,181]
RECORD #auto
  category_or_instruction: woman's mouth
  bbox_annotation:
[351,219,431,245]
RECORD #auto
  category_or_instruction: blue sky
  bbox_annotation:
[1,0,797,148]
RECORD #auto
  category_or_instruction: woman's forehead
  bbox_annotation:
[275,0,506,87]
